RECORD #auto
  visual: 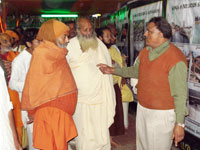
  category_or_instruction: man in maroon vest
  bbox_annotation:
[97,17,188,150]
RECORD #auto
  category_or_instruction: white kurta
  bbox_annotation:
[9,49,31,127]
[9,49,38,150]
[67,37,116,150]
[9,49,31,101]
[0,66,15,150]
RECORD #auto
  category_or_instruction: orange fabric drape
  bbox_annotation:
[8,87,23,144]
[36,19,69,44]
[21,40,77,110]
[6,51,23,145]
[6,50,19,61]
[21,40,78,150]
[33,93,78,150]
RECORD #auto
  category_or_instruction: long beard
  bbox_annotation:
[77,31,98,52]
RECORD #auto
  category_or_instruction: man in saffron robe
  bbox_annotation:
[21,19,78,150]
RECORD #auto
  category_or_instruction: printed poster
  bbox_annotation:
[167,0,200,140]
[129,1,163,65]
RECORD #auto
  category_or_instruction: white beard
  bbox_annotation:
[77,31,98,52]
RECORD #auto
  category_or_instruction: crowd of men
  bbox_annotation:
[0,16,188,150]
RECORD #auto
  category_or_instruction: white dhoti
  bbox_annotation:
[71,103,111,150]
[136,103,175,150]
[27,123,39,150]
[21,107,38,150]
[122,102,129,129]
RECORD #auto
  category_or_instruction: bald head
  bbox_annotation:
[77,17,93,38]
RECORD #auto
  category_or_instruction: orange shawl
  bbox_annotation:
[21,40,77,110]
[6,51,22,126]
[6,51,23,145]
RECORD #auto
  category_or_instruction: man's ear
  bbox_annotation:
[26,42,32,48]
[159,31,164,38]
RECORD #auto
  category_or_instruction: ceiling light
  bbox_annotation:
[41,14,78,18]
[92,14,101,18]
[41,10,78,14]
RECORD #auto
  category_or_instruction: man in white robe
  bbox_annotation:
[67,17,116,150]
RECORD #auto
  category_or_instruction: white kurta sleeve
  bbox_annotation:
[9,59,25,93]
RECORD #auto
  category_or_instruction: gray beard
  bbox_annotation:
[56,39,68,48]
[0,47,12,54]
[77,31,98,52]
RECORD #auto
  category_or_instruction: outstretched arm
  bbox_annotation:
[97,57,140,78]
[97,64,115,74]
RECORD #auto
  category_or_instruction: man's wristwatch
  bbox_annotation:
[177,123,185,128]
